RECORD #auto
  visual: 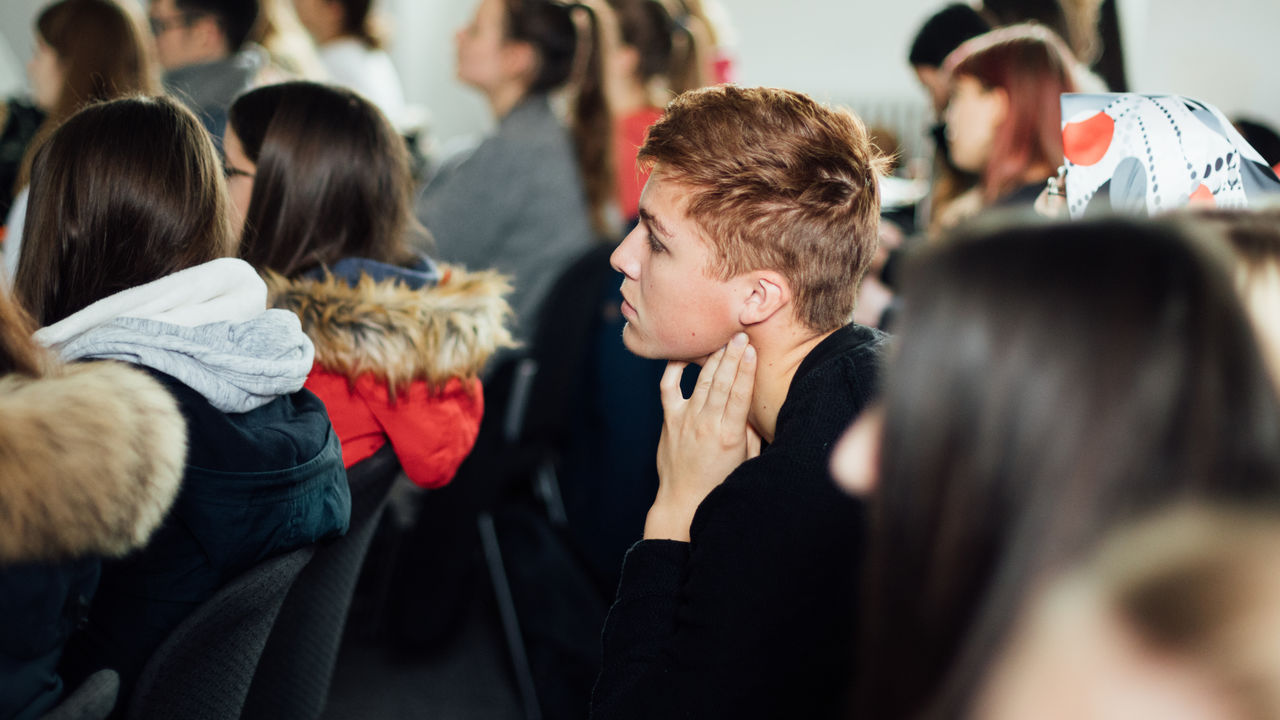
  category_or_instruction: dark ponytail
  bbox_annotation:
[504,0,614,237]
[661,0,710,93]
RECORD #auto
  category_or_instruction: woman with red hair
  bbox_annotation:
[940,24,1079,219]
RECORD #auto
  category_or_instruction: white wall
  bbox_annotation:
[2,1,1275,142]
[0,0,43,97]
[387,0,1280,150]
[1123,0,1280,126]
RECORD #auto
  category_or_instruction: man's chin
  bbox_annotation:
[620,322,662,359]
[621,324,717,365]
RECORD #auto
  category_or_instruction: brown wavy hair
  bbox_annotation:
[503,0,613,237]
[16,0,158,191]
[638,85,889,331]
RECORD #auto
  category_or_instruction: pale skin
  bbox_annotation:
[455,0,537,120]
[612,167,836,541]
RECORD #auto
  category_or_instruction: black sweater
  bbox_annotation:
[591,324,886,719]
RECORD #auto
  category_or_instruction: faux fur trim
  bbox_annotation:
[0,361,187,563]
[265,265,516,394]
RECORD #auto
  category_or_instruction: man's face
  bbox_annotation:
[149,0,219,70]
[610,169,743,362]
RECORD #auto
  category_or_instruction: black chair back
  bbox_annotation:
[124,545,316,720]
[241,445,402,720]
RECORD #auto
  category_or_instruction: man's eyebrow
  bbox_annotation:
[637,207,673,239]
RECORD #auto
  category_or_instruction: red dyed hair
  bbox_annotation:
[946,24,1078,203]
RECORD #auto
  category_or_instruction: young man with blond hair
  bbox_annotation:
[591,85,888,719]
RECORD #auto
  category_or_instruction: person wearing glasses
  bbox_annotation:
[147,0,262,145]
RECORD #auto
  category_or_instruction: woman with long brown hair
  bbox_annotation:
[836,218,1280,719]
[227,81,512,489]
[2,0,159,276]
[935,24,1078,227]
[13,94,350,701]
[415,0,610,338]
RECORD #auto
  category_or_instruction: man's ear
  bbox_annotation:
[737,271,791,326]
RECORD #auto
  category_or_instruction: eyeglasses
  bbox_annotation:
[148,13,198,36]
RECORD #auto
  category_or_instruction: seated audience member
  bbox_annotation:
[601,0,694,224]
[909,4,991,117]
[147,0,262,143]
[290,0,407,124]
[591,85,888,719]
[415,0,608,338]
[831,218,1280,719]
[0,292,186,720]
[12,95,350,695]
[251,0,328,81]
[906,3,990,237]
[975,505,1280,720]
[4,0,159,276]
[936,24,1078,226]
[226,81,513,488]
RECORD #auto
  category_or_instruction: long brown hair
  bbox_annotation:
[15,96,235,326]
[608,0,698,98]
[229,81,418,276]
[16,0,158,190]
[945,24,1078,204]
[855,218,1280,719]
[503,0,613,236]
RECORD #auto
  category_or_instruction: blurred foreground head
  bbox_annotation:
[979,505,1280,720]
[853,217,1280,719]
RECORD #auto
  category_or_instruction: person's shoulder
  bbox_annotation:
[791,324,887,404]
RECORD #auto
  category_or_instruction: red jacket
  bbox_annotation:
[268,260,514,488]
[305,370,482,489]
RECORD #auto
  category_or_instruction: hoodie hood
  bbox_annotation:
[0,362,186,563]
[265,261,515,395]
[36,258,315,413]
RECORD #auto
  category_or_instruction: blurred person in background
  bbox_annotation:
[414,0,608,339]
[3,0,159,278]
[977,505,1280,720]
[906,3,990,237]
[250,0,329,82]
[147,0,262,143]
[935,24,1078,228]
[227,81,513,489]
[291,0,406,124]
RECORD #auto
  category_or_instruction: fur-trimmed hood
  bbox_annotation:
[0,361,187,563]
[265,263,516,393]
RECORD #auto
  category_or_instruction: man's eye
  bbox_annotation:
[647,235,666,254]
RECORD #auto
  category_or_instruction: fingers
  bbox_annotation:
[721,341,756,428]
[659,360,689,410]
[688,344,726,413]
[745,424,762,459]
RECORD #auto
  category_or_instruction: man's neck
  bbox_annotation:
[746,324,835,444]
